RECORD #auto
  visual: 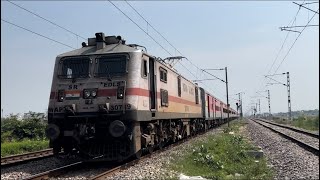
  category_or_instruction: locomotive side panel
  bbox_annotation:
[155,62,202,119]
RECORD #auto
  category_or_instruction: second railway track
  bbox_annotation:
[1,149,53,167]
[251,118,319,156]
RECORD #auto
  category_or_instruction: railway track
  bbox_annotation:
[252,118,319,156]
[21,123,225,180]
[256,118,319,138]
[23,160,84,180]
[1,149,53,167]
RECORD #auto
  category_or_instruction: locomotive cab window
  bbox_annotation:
[58,57,91,79]
[95,54,128,77]
[159,67,167,83]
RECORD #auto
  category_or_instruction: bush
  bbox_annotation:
[1,113,47,143]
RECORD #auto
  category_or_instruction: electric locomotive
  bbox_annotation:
[46,32,238,161]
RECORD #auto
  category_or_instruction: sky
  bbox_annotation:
[1,1,319,117]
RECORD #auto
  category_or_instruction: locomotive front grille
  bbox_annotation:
[78,139,131,160]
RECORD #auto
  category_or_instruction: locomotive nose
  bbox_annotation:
[109,120,126,137]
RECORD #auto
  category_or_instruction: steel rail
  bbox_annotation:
[22,160,84,180]
[251,119,319,156]
[255,118,319,138]
[1,148,53,167]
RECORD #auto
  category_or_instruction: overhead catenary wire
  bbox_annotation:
[6,0,87,40]
[273,9,319,74]
[1,18,75,49]
[108,0,173,57]
[250,2,312,112]
[122,1,229,100]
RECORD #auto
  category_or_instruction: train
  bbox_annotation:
[45,32,239,161]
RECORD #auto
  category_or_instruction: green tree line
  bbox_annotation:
[1,112,47,143]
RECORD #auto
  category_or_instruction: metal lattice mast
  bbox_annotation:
[268,90,271,118]
[258,99,261,115]
[287,72,292,120]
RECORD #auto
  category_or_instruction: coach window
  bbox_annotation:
[142,60,148,78]
[195,87,199,104]
[177,76,181,97]
[160,67,167,83]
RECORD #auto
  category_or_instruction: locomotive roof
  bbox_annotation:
[57,43,142,57]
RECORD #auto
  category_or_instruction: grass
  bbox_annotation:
[1,139,49,157]
[169,119,274,180]
[273,116,319,131]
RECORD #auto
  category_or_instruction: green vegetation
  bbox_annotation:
[1,139,49,157]
[169,120,273,180]
[273,115,319,131]
[1,112,49,157]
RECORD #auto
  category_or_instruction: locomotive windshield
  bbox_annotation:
[95,55,127,77]
[58,57,90,79]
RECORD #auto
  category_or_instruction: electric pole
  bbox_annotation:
[268,90,271,119]
[265,72,291,121]
[225,67,230,127]
[287,72,292,121]
[235,92,245,119]
[258,99,261,116]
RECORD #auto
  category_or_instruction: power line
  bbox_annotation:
[293,2,319,14]
[110,1,228,101]
[124,1,217,80]
[109,1,203,87]
[108,0,173,57]
[273,9,319,74]
[125,0,177,52]
[123,1,230,99]
[6,0,87,40]
[250,2,306,110]
[1,18,75,49]
[267,4,303,75]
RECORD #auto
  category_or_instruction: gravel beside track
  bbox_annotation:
[245,119,319,180]
[1,155,83,180]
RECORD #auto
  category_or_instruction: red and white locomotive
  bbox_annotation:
[46,32,238,161]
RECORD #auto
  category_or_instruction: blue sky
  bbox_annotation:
[1,1,319,117]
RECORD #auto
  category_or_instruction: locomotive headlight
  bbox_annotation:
[83,90,91,98]
[58,90,64,102]
[117,86,125,99]
[91,89,97,97]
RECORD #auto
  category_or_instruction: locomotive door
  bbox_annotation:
[149,57,156,110]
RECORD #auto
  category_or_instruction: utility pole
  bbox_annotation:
[287,72,292,121]
[225,67,230,127]
[201,67,230,126]
[268,90,271,119]
[258,99,261,115]
[265,72,291,121]
[240,93,243,119]
[235,92,244,119]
